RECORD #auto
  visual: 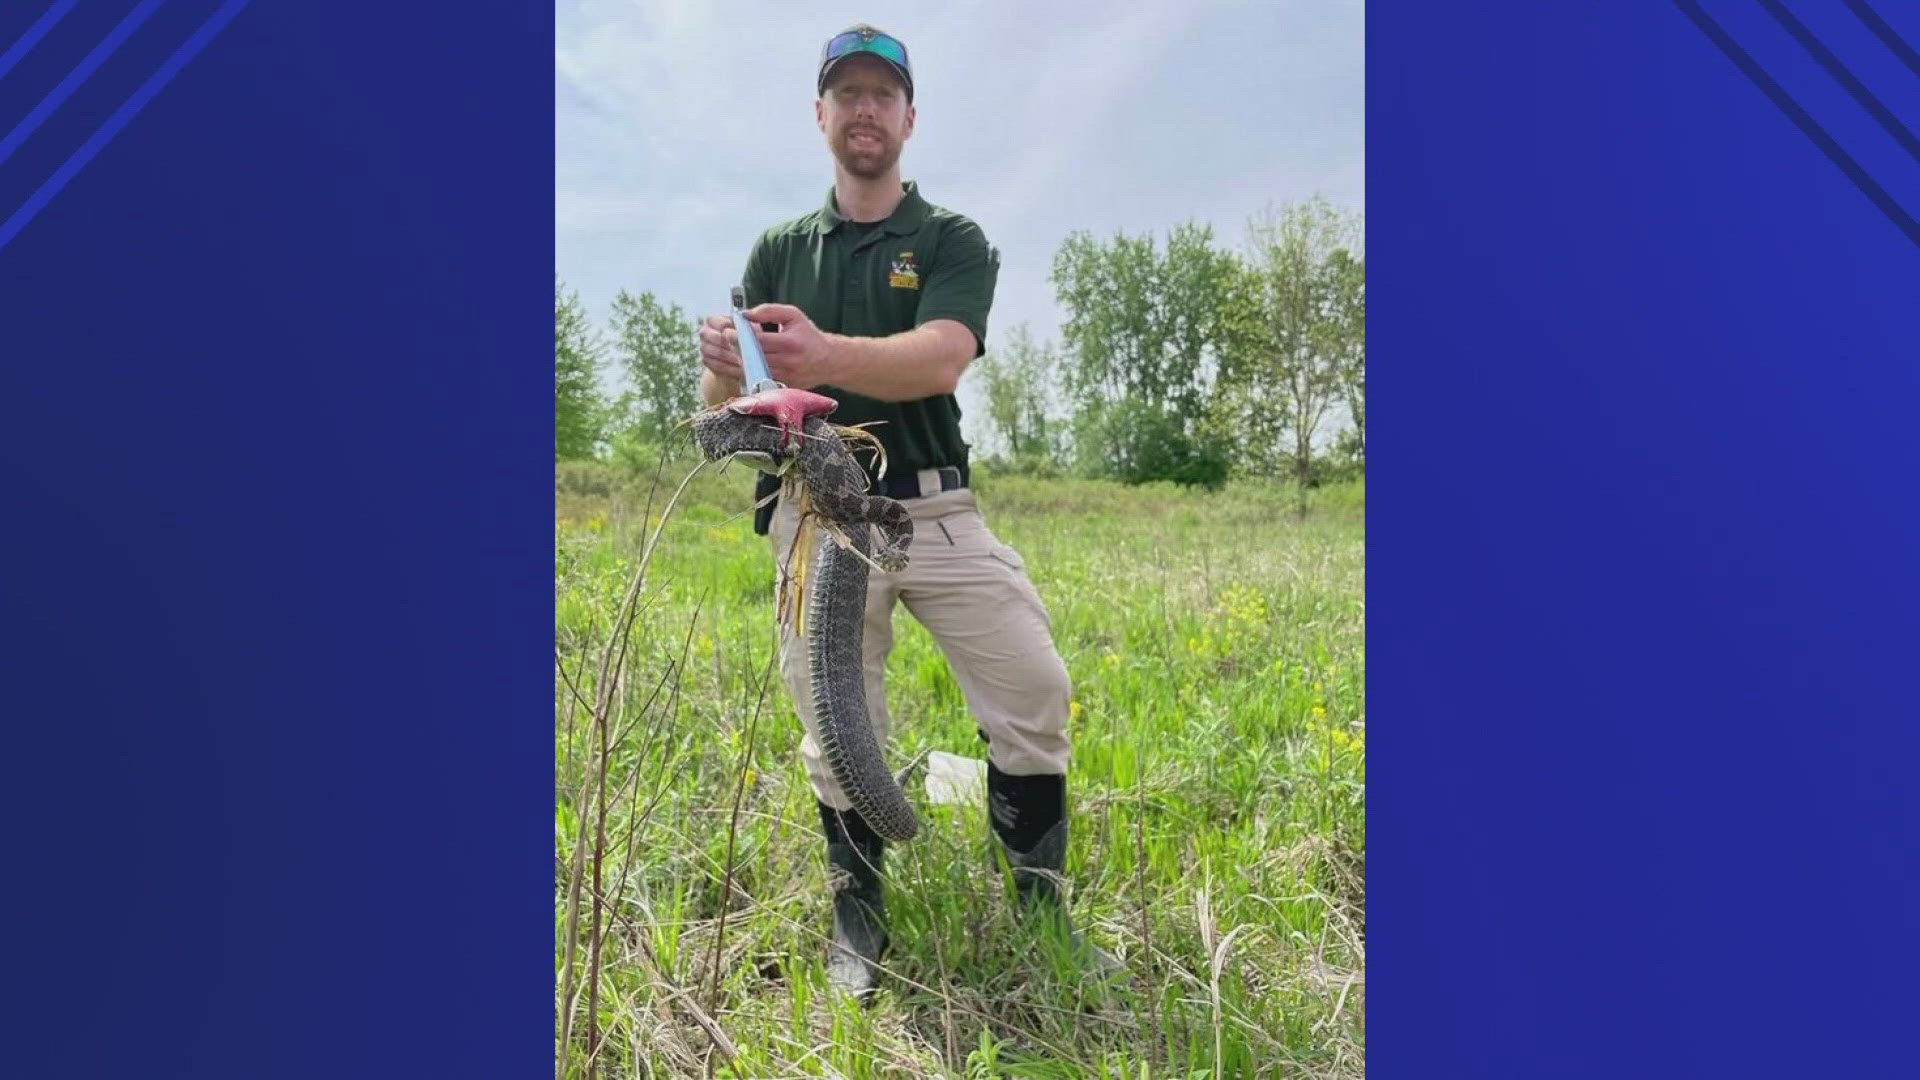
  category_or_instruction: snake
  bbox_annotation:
[692,398,921,841]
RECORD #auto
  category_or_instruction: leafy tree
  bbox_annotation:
[1330,426,1366,476]
[555,278,606,461]
[973,322,1063,466]
[1323,247,1366,463]
[607,289,700,451]
[1050,221,1236,486]
[1220,197,1363,496]
[1070,397,1229,489]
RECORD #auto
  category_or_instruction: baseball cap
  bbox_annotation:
[817,24,914,102]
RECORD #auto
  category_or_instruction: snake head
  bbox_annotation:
[726,387,838,453]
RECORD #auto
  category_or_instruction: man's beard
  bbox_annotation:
[832,128,900,180]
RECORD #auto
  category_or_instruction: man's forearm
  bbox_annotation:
[700,367,739,408]
[818,323,972,403]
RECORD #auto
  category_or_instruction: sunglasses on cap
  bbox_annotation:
[819,25,913,100]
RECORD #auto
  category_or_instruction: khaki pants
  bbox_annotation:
[769,476,1072,811]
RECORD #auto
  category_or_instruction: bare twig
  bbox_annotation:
[557,457,710,1079]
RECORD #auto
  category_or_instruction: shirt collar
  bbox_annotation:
[817,180,930,236]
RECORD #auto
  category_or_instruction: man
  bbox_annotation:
[696,24,1112,996]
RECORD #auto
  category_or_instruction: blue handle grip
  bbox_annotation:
[730,286,778,393]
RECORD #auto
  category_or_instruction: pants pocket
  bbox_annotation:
[988,543,1052,632]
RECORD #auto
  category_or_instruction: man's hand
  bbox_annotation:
[743,303,836,389]
[698,301,973,405]
[699,304,837,392]
[698,314,746,386]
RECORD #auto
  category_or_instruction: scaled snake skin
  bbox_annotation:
[693,406,921,841]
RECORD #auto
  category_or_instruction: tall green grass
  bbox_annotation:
[556,455,1365,1078]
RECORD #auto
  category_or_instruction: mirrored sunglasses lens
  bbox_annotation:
[826,32,906,67]
[861,37,906,64]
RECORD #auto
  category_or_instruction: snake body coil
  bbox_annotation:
[693,407,920,841]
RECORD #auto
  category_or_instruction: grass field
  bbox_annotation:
[556,453,1366,1078]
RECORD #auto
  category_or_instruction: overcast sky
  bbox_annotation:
[556,0,1364,443]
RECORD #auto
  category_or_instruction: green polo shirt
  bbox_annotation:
[739,181,998,489]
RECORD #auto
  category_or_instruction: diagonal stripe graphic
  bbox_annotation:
[1763,0,1920,168]
[1672,0,1920,251]
[1845,0,1920,83]
[0,0,164,170]
[0,0,79,85]
[0,0,251,255]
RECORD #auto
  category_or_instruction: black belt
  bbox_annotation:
[877,465,967,500]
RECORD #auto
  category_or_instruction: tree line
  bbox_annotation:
[978,195,1363,488]
[557,195,1363,490]
[554,280,701,471]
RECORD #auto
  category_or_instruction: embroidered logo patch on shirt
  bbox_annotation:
[888,251,920,290]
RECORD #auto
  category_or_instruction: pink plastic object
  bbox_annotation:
[726,386,838,453]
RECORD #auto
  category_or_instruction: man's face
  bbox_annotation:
[816,54,914,180]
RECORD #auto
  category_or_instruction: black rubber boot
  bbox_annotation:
[986,762,1122,974]
[818,801,889,998]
